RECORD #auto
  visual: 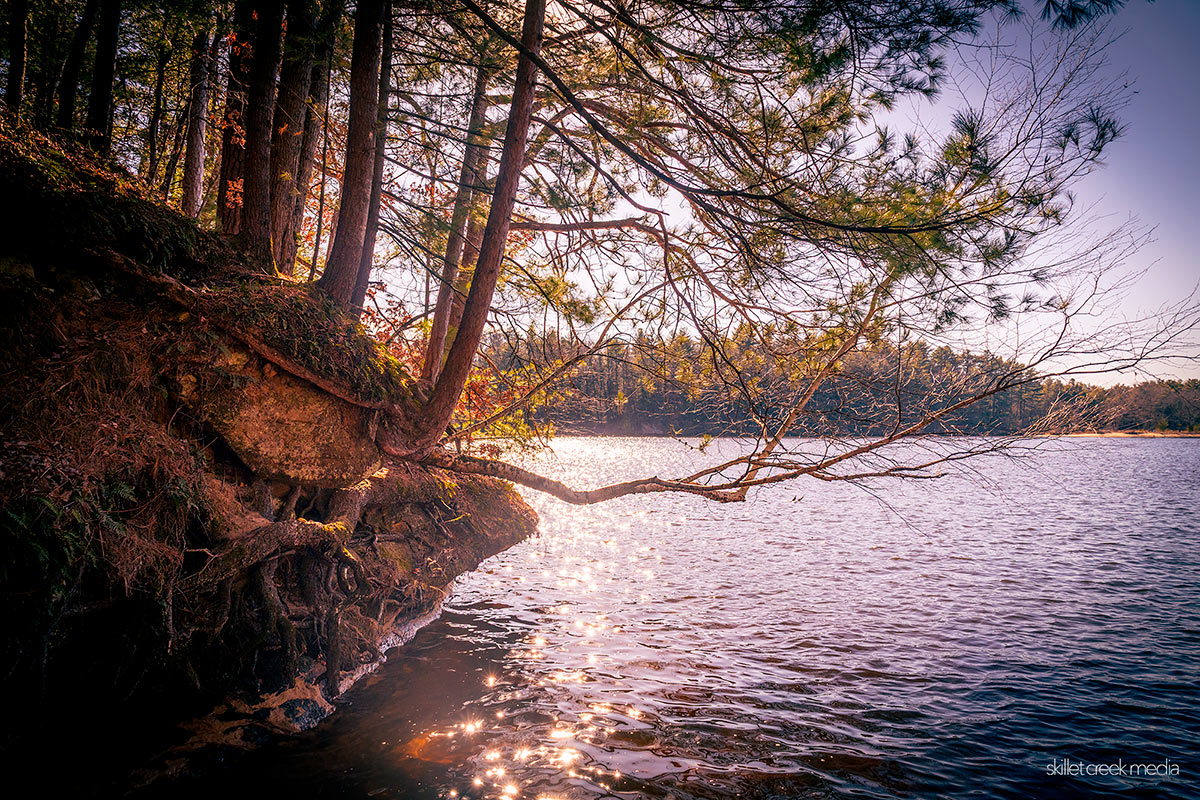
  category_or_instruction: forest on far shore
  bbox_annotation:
[489,336,1200,436]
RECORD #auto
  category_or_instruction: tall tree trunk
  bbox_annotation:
[315,199,338,278]
[198,32,226,217]
[350,0,393,314]
[181,30,213,217]
[142,42,172,181]
[56,0,98,130]
[31,2,62,126]
[5,0,28,114]
[158,101,188,198]
[269,0,318,266]
[284,0,344,276]
[304,59,332,280]
[444,152,495,351]
[421,60,492,381]
[412,0,546,453]
[317,0,385,305]
[218,0,256,235]
[445,198,487,351]
[85,0,121,154]
[239,0,286,270]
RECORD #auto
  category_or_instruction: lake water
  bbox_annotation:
[157,437,1199,799]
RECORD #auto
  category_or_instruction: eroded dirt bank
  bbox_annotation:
[0,119,537,793]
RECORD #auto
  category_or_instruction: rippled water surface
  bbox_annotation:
[170,438,1199,799]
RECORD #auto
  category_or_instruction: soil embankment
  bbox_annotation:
[0,119,537,792]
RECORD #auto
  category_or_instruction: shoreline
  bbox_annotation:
[1059,431,1200,438]
[547,429,1200,439]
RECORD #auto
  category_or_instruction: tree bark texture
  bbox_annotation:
[239,0,286,269]
[413,0,546,453]
[84,0,121,155]
[350,0,393,314]
[421,60,492,381]
[181,30,213,217]
[269,0,317,266]
[317,0,385,305]
[55,0,98,130]
[283,0,344,275]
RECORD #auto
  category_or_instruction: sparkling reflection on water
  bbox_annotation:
[167,438,1200,799]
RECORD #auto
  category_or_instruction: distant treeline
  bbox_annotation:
[489,335,1200,436]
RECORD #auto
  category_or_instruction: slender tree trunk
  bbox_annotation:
[314,194,337,278]
[56,0,98,130]
[143,43,172,180]
[198,32,226,217]
[445,202,487,350]
[443,153,495,349]
[181,30,213,217]
[423,256,431,318]
[158,97,188,198]
[286,0,343,276]
[31,3,62,126]
[239,0,286,270]
[85,0,122,154]
[411,0,546,453]
[306,61,332,280]
[269,0,318,266]
[5,0,28,114]
[318,0,385,305]
[350,0,393,314]
[422,61,492,381]
[292,58,326,276]
[218,0,256,235]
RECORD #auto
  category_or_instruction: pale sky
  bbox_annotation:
[1067,0,1200,378]
[887,0,1200,383]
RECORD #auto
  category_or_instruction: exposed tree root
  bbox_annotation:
[251,559,299,681]
[173,464,535,698]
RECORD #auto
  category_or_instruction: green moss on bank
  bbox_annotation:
[0,116,228,274]
[202,281,414,406]
[0,113,416,409]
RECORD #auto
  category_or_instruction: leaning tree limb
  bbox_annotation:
[417,448,743,504]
